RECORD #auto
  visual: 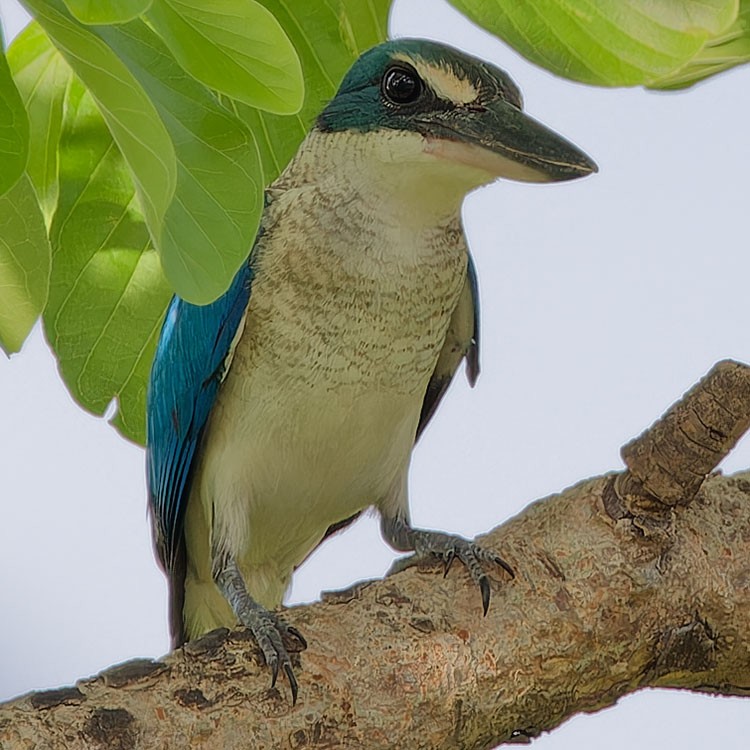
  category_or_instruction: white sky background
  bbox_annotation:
[1,0,749,746]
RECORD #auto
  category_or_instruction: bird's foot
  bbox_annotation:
[386,525,514,616]
[239,606,307,704]
[214,557,306,704]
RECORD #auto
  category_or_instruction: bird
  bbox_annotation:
[146,37,596,703]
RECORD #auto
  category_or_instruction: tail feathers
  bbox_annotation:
[167,542,187,649]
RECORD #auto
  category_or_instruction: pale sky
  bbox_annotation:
[1,0,749,747]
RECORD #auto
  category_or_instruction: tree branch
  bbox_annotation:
[615,359,750,517]
[3,361,750,749]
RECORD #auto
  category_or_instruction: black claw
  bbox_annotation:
[269,656,279,689]
[443,549,455,577]
[287,625,308,650]
[284,663,299,706]
[479,575,491,616]
[495,555,515,579]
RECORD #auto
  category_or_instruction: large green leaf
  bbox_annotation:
[45,79,171,444]
[7,23,73,224]
[22,0,176,239]
[651,0,750,88]
[23,0,264,304]
[0,30,29,197]
[0,175,50,354]
[96,20,264,304]
[450,0,739,86]
[63,0,152,24]
[146,0,303,114]
[231,0,390,183]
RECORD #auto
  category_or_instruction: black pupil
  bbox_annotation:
[384,68,420,104]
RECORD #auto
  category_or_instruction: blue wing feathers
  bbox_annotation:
[147,261,253,571]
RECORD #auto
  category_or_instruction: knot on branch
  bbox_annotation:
[81,708,138,750]
[650,617,718,681]
[610,360,750,521]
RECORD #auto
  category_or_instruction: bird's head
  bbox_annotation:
[315,39,596,217]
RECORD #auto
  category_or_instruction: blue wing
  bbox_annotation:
[146,261,253,583]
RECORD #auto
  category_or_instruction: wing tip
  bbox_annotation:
[466,340,480,387]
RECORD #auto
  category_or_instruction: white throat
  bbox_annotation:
[277,128,495,229]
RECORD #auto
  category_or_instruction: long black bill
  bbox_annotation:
[423,99,597,183]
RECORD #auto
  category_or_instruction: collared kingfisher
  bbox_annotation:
[147,38,596,702]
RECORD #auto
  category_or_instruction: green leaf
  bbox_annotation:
[0,174,50,354]
[7,23,73,224]
[63,0,152,24]
[0,33,30,197]
[146,0,303,114]
[23,0,263,304]
[229,0,390,183]
[651,0,750,88]
[449,0,739,86]
[23,0,176,242]
[96,20,264,304]
[45,80,171,444]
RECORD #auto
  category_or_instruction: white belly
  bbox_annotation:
[204,373,419,573]
[181,359,427,637]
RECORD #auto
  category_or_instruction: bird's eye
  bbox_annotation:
[382,65,422,105]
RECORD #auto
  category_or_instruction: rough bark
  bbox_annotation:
[2,361,750,750]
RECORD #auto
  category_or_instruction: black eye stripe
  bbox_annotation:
[381,64,423,105]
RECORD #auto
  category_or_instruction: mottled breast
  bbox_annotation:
[232,182,468,397]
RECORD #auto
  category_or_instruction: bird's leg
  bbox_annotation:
[213,555,306,704]
[381,514,514,616]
